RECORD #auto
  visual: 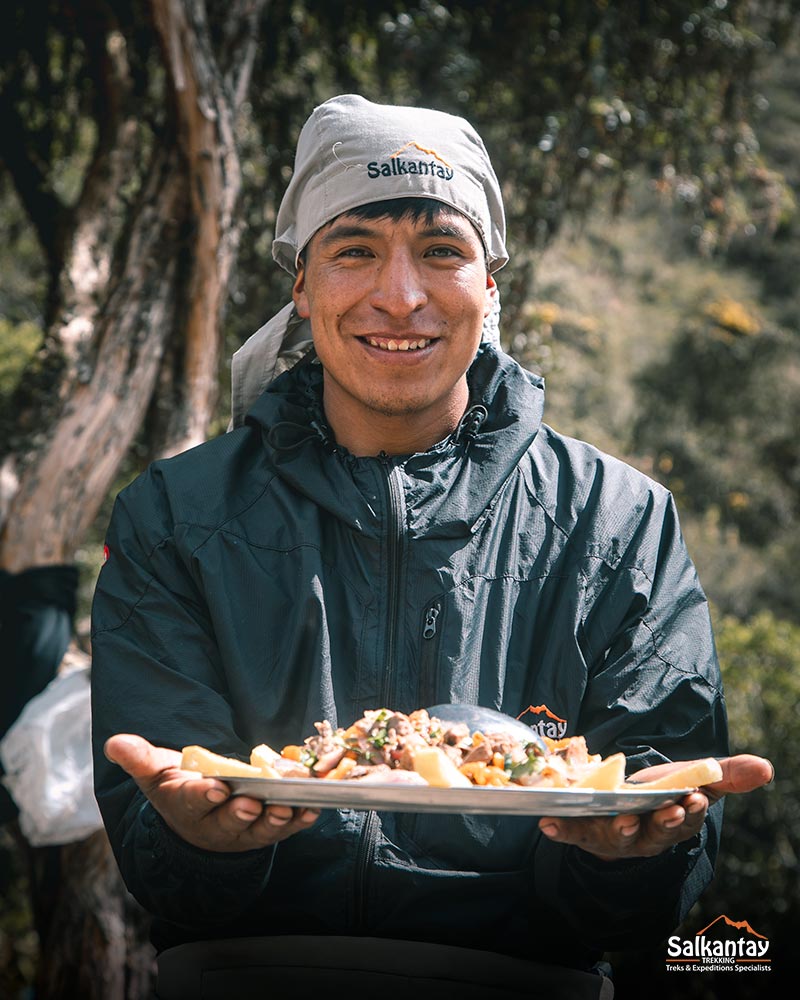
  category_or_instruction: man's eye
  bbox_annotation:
[338,246,372,258]
[425,246,461,258]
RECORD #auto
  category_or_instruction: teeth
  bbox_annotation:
[366,338,431,351]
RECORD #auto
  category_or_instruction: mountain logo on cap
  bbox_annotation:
[391,141,452,168]
[367,140,454,181]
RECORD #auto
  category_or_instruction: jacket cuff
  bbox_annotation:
[567,830,703,879]
[144,802,275,881]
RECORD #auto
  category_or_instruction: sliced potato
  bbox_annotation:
[181,745,263,778]
[250,744,282,778]
[627,757,723,791]
[250,742,280,765]
[571,752,627,790]
[411,747,471,788]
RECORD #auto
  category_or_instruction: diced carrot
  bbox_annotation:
[460,762,489,785]
[324,757,358,781]
[485,766,511,786]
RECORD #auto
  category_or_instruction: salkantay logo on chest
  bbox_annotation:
[516,704,568,739]
[367,141,454,181]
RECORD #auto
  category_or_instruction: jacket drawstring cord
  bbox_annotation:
[267,381,338,454]
[453,404,489,444]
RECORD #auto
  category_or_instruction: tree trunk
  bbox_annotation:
[31,832,156,1000]
[0,0,263,569]
[0,143,187,570]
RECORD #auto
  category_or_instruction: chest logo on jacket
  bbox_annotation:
[516,704,568,740]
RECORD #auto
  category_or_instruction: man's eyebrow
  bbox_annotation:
[417,222,473,240]
[317,224,379,246]
[317,219,474,246]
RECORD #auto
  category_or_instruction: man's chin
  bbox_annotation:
[359,394,440,419]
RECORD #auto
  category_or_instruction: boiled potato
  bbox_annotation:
[181,745,262,778]
[571,752,627,790]
[411,747,471,788]
[250,744,282,778]
[627,757,723,790]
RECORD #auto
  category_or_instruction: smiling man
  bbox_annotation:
[293,203,494,455]
[91,96,772,997]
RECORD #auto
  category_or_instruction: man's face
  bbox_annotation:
[292,206,496,452]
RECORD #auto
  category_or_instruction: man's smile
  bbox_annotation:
[361,336,434,352]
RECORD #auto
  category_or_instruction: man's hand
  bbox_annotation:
[537,754,774,862]
[105,734,320,853]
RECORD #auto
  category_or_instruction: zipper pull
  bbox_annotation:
[423,603,440,639]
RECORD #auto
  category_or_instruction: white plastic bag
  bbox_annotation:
[0,662,103,846]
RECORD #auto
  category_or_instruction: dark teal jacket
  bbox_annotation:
[91,346,727,968]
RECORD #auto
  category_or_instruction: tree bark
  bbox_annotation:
[0,0,264,569]
[148,0,255,457]
[31,832,156,1000]
[0,141,187,570]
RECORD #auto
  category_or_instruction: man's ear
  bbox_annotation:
[484,271,498,318]
[293,261,310,319]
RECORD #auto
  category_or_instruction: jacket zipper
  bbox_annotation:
[419,600,442,706]
[353,456,406,930]
[380,459,405,706]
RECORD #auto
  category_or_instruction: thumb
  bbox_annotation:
[104,733,181,779]
[712,754,775,795]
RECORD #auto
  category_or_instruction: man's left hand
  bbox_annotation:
[537,754,774,861]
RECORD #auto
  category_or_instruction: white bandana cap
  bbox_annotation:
[273,94,508,274]
[230,95,507,428]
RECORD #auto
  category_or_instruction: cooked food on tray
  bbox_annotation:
[181,708,723,792]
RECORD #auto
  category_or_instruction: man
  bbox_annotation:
[92,95,772,990]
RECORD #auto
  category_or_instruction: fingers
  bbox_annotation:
[104,733,321,852]
[538,795,709,861]
[263,805,321,831]
[538,815,646,858]
[213,800,321,848]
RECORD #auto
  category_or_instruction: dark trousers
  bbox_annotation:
[155,936,614,999]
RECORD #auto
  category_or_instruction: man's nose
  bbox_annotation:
[369,251,427,315]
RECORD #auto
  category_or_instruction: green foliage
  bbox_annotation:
[632,303,800,621]
[634,303,799,537]
[0,319,41,399]
[0,830,37,997]
[226,0,800,363]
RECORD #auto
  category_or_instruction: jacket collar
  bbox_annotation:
[245,345,544,539]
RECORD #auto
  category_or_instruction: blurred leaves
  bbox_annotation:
[633,300,800,617]
[224,0,800,366]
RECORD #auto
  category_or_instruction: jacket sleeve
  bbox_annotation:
[91,465,274,928]
[539,487,729,951]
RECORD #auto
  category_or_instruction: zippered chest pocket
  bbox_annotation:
[417,599,444,709]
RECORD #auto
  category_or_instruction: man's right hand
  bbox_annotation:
[104,733,320,852]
